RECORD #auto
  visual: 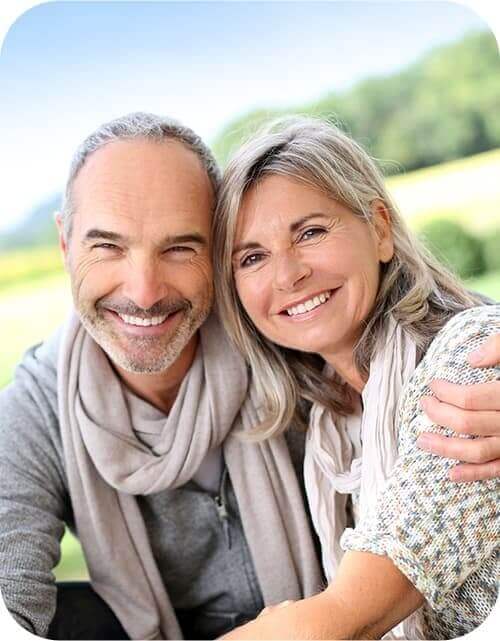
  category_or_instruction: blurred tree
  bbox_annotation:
[212,30,500,171]
[482,228,500,273]
[418,218,486,280]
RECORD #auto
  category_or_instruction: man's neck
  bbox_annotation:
[114,334,199,414]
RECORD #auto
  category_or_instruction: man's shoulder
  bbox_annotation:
[0,324,68,496]
[12,324,63,393]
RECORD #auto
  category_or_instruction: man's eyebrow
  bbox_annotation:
[83,229,129,243]
[232,212,330,255]
[83,229,208,246]
[162,233,208,246]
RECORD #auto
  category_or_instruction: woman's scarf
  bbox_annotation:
[58,312,322,640]
[304,318,421,638]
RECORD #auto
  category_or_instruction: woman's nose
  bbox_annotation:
[272,250,311,292]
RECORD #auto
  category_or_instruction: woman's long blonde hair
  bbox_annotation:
[213,116,483,439]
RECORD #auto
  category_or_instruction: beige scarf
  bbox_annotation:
[304,318,422,639]
[58,312,322,640]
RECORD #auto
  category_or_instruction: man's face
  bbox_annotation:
[61,138,214,374]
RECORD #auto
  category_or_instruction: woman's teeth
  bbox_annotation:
[118,313,168,327]
[286,291,331,316]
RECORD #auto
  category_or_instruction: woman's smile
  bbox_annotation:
[233,174,391,363]
[274,287,341,321]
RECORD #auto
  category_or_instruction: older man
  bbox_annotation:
[0,113,499,640]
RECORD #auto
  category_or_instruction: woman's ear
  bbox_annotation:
[371,200,394,263]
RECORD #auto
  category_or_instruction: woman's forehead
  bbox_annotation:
[235,176,349,241]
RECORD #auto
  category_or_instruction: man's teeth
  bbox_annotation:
[118,313,168,327]
[286,291,331,316]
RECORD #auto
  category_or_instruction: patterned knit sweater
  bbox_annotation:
[341,305,499,639]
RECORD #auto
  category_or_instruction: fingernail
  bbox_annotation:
[429,380,443,393]
[420,397,431,411]
[449,468,462,482]
[417,434,432,450]
[468,347,485,366]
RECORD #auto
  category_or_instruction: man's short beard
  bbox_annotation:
[79,300,211,374]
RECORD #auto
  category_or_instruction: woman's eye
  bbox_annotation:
[241,253,264,268]
[298,227,326,242]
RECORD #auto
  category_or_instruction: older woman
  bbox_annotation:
[213,117,499,639]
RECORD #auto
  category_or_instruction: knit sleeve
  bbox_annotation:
[341,305,500,609]
[0,349,68,636]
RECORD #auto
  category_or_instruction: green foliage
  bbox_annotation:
[418,218,486,280]
[54,529,88,581]
[211,108,284,167]
[481,228,500,273]
[466,268,500,301]
[0,245,64,291]
[386,148,500,235]
[212,30,500,171]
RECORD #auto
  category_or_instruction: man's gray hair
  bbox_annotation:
[61,112,221,238]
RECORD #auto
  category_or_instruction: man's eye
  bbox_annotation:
[165,246,195,254]
[93,243,119,250]
[298,227,327,242]
[240,253,264,268]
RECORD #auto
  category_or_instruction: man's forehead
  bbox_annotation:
[70,138,214,234]
[79,208,209,235]
[73,138,210,193]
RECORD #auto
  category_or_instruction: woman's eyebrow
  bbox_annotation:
[289,212,331,233]
[232,241,261,256]
[233,212,331,255]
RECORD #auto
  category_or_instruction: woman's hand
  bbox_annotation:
[219,552,423,640]
[418,333,500,481]
[257,600,295,617]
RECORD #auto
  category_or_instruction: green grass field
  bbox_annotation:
[0,149,499,581]
[386,148,500,234]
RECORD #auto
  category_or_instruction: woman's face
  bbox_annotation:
[232,175,393,363]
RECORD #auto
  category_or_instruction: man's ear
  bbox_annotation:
[54,211,70,271]
[370,199,394,264]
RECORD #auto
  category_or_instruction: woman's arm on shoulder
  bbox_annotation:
[222,308,499,641]
[343,305,499,608]
[420,329,500,480]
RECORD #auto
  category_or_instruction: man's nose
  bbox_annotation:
[122,261,166,311]
[272,250,311,292]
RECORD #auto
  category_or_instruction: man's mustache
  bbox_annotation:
[97,297,191,318]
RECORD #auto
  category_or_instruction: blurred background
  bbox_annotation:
[0,1,499,581]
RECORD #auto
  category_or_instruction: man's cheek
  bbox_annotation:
[186,255,213,284]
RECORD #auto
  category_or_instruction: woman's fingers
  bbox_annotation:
[428,379,500,413]
[417,431,500,465]
[449,459,500,482]
[468,333,500,368]
[420,393,499,436]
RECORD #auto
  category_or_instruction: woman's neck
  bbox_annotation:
[321,346,366,394]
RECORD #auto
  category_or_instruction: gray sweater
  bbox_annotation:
[0,328,310,638]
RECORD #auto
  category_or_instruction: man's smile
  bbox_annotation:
[104,307,184,337]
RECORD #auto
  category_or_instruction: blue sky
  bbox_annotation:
[0,1,496,232]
